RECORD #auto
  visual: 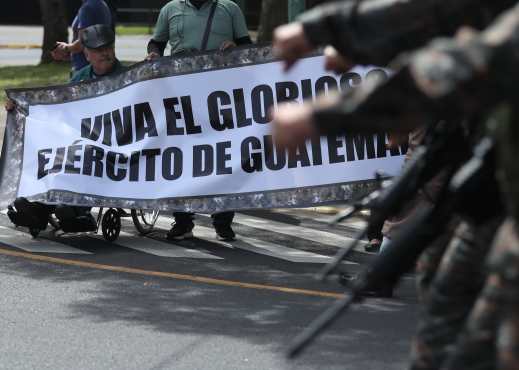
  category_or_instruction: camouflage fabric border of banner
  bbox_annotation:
[0,45,374,213]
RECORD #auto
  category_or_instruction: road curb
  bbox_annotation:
[0,44,41,49]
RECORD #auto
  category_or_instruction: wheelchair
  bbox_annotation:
[8,198,160,242]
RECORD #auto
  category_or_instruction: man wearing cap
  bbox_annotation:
[47,24,125,231]
[71,24,124,82]
[61,24,125,226]
[4,24,125,234]
[45,24,125,232]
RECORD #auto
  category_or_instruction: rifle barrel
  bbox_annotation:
[287,292,357,358]
[318,227,367,281]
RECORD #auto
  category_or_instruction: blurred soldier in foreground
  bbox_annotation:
[270,0,519,368]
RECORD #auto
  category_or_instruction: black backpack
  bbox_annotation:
[7,198,53,232]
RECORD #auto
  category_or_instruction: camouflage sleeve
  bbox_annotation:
[409,2,519,108]
[299,0,515,65]
[310,3,519,136]
[311,67,434,136]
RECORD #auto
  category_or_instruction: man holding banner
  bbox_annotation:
[146,0,252,241]
[5,24,126,234]
[146,0,252,58]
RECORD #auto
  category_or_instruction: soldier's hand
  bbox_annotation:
[324,46,353,74]
[146,52,160,61]
[220,40,237,51]
[5,99,15,112]
[271,102,317,151]
[273,23,314,71]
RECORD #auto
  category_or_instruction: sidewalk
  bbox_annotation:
[0,25,148,66]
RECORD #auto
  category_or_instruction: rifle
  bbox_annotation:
[288,136,500,358]
[320,120,467,281]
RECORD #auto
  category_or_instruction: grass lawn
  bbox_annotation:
[0,63,70,101]
[116,25,154,36]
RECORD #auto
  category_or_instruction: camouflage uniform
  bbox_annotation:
[441,9,519,367]
[410,217,503,370]
[298,0,516,66]
[290,1,519,369]
[438,220,519,370]
[342,4,519,369]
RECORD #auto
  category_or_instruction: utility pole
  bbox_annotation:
[288,0,306,22]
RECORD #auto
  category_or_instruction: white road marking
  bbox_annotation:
[0,225,91,254]
[203,213,361,249]
[194,225,349,264]
[155,215,357,263]
[89,230,222,259]
[0,210,365,263]
[274,209,367,230]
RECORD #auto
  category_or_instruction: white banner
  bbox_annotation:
[5,51,405,211]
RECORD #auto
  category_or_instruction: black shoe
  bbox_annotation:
[167,223,194,240]
[364,239,381,253]
[214,224,235,241]
[358,282,394,298]
[339,273,394,298]
[376,283,394,298]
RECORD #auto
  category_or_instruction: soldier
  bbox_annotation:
[272,0,516,70]
[270,1,519,369]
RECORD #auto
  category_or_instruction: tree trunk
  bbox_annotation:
[39,0,69,64]
[257,0,288,43]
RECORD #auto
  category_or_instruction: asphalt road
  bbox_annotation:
[0,25,418,370]
[0,209,418,370]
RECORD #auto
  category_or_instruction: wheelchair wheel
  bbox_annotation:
[131,209,160,235]
[102,208,121,242]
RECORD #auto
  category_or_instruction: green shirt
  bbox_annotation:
[152,0,249,54]
[70,59,126,83]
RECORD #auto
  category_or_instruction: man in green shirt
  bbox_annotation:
[146,0,252,58]
[146,0,252,241]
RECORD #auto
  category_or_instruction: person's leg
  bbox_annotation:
[366,218,384,252]
[409,217,501,370]
[414,225,455,304]
[212,211,235,241]
[380,236,391,252]
[167,212,195,240]
[490,220,519,370]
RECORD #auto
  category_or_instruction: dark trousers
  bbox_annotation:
[173,211,234,227]
[367,218,383,241]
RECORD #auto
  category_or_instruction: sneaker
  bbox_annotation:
[215,224,235,241]
[167,223,194,240]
